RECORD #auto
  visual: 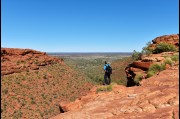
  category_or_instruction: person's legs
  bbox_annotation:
[104,73,108,85]
[126,77,132,87]
[131,78,137,86]
[107,73,111,85]
[127,77,137,87]
[127,80,130,87]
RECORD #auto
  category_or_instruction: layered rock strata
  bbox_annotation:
[1,48,63,75]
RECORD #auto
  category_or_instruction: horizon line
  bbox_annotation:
[47,51,133,53]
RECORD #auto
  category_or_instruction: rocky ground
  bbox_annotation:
[50,34,179,119]
[50,64,179,119]
[1,34,179,119]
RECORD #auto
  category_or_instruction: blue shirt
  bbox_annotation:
[104,64,110,70]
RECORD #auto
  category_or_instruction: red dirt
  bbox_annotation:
[1,48,93,118]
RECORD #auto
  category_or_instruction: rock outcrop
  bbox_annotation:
[49,34,179,119]
[1,48,64,75]
[128,52,179,79]
[148,34,179,51]
[50,64,179,119]
[127,34,179,81]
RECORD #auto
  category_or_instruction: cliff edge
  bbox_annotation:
[1,48,64,76]
[50,34,179,119]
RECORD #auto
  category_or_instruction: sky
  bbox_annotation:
[2,0,179,52]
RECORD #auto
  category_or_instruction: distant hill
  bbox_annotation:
[47,52,133,56]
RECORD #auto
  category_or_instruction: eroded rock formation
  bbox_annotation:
[127,34,179,82]
[49,34,179,119]
[149,34,179,51]
[1,48,64,75]
[128,52,179,80]
[50,65,179,119]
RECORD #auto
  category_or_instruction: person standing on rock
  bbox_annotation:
[125,66,137,87]
[103,61,112,85]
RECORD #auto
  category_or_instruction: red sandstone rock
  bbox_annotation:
[127,51,178,86]
[50,66,179,119]
[1,48,63,75]
[130,67,144,72]
[150,34,179,50]
[49,34,179,119]
[131,61,153,70]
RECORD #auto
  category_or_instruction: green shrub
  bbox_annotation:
[148,63,162,72]
[153,43,177,53]
[164,58,173,66]
[134,74,143,83]
[141,41,153,55]
[94,76,103,84]
[170,54,179,62]
[115,79,127,85]
[132,50,142,60]
[147,70,156,78]
[147,63,164,78]
[160,63,166,70]
[147,61,169,78]
[96,84,113,93]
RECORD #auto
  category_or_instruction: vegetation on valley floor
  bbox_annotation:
[1,53,133,119]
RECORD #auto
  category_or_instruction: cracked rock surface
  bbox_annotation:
[50,65,179,119]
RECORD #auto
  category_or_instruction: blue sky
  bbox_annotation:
[2,0,179,52]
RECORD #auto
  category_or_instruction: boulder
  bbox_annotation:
[130,61,153,70]
[150,34,179,50]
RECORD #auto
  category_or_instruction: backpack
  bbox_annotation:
[106,64,112,74]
